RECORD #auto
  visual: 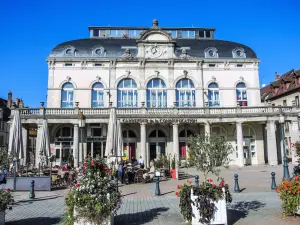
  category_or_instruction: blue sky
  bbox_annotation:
[0,0,299,107]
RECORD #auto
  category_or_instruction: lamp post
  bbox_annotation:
[13,157,17,191]
[279,115,290,179]
[155,170,161,196]
[79,112,86,165]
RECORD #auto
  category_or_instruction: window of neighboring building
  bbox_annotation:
[181,30,195,38]
[176,79,195,107]
[283,100,287,106]
[93,29,99,37]
[236,82,247,106]
[117,78,138,107]
[199,30,205,38]
[92,128,102,137]
[61,82,74,108]
[147,78,167,108]
[208,82,220,107]
[92,82,104,108]
[295,96,299,107]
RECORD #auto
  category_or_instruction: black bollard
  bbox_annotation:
[194,175,199,187]
[234,174,240,193]
[29,180,35,199]
[271,172,277,190]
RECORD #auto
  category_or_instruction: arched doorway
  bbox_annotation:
[55,126,73,165]
[179,128,195,159]
[234,125,256,165]
[148,129,166,161]
[123,129,137,160]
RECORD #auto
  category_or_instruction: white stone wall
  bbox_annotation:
[47,61,261,108]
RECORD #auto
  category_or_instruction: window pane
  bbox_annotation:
[153,79,159,87]
[208,83,218,88]
[182,79,188,88]
[93,30,99,37]
[92,128,102,137]
[93,82,104,89]
[124,79,130,88]
[62,91,67,101]
[63,83,73,89]
[236,82,246,88]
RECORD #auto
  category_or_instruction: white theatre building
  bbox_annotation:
[16,20,299,168]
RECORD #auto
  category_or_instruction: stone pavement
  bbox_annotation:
[4,164,300,225]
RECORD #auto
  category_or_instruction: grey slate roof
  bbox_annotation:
[49,38,257,59]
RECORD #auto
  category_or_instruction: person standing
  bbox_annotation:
[138,156,144,168]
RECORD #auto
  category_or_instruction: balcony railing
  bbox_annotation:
[18,106,297,119]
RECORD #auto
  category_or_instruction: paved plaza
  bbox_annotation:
[4,164,300,225]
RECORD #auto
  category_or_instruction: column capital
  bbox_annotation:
[172,122,179,126]
[140,122,147,126]
[74,124,79,127]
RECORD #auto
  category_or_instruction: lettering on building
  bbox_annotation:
[121,118,197,124]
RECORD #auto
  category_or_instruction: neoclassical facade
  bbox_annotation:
[16,20,299,168]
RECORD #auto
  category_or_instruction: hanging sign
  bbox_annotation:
[121,118,197,124]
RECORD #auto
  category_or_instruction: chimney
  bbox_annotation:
[19,99,24,108]
[7,91,12,108]
[275,72,280,81]
[14,98,20,107]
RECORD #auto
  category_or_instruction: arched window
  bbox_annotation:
[122,130,136,138]
[208,82,220,107]
[236,82,247,106]
[176,79,195,107]
[147,78,167,108]
[117,78,138,107]
[61,82,74,108]
[211,125,227,137]
[92,82,104,107]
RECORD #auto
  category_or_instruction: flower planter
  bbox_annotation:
[170,169,176,179]
[0,211,4,225]
[191,189,227,225]
[74,209,114,225]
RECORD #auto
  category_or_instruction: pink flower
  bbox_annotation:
[208,179,213,183]
[75,183,80,188]
[98,162,102,166]
[7,188,11,192]
[212,184,216,188]
[91,160,95,166]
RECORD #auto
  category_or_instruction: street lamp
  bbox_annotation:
[279,115,290,179]
[13,157,17,191]
[79,112,86,166]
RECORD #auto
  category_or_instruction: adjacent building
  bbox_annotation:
[261,69,300,161]
[14,20,299,168]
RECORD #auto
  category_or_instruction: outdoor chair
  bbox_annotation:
[134,169,145,183]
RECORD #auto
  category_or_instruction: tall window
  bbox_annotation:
[147,78,167,108]
[61,82,74,108]
[176,79,195,107]
[92,82,104,107]
[236,82,247,106]
[208,82,219,107]
[117,78,138,107]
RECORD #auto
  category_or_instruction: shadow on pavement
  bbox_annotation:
[227,200,266,225]
[114,207,169,225]
[14,195,62,205]
[6,217,61,225]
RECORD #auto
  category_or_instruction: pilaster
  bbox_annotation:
[291,120,299,164]
[140,123,147,167]
[173,122,179,179]
[236,121,244,167]
[267,120,278,166]
[22,125,28,166]
[73,124,79,167]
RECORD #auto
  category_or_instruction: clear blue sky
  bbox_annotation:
[0,0,299,107]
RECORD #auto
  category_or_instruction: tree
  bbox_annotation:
[0,148,9,169]
[188,134,233,181]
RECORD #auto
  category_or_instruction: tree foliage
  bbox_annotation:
[188,134,233,181]
[0,148,9,170]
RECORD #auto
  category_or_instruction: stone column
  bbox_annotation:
[35,123,43,167]
[73,124,79,168]
[21,126,28,166]
[267,121,278,166]
[205,122,210,136]
[173,123,179,179]
[236,122,244,167]
[290,120,299,165]
[140,123,147,167]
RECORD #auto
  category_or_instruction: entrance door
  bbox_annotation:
[150,143,157,161]
[158,142,166,157]
[129,143,136,160]
[243,139,252,165]
[179,142,186,159]
[62,148,71,165]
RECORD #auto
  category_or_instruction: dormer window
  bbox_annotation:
[232,47,246,58]
[64,46,75,56]
[205,47,218,58]
[93,46,105,56]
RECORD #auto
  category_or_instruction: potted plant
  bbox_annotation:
[63,156,122,225]
[0,188,14,225]
[170,155,176,179]
[276,176,300,217]
[181,134,233,225]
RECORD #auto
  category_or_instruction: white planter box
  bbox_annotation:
[74,209,114,225]
[0,211,4,225]
[191,189,227,225]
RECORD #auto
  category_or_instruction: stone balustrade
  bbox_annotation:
[17,106,298,119]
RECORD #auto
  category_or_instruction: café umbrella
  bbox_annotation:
[37,119,51,165]
[8,109,24,168]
